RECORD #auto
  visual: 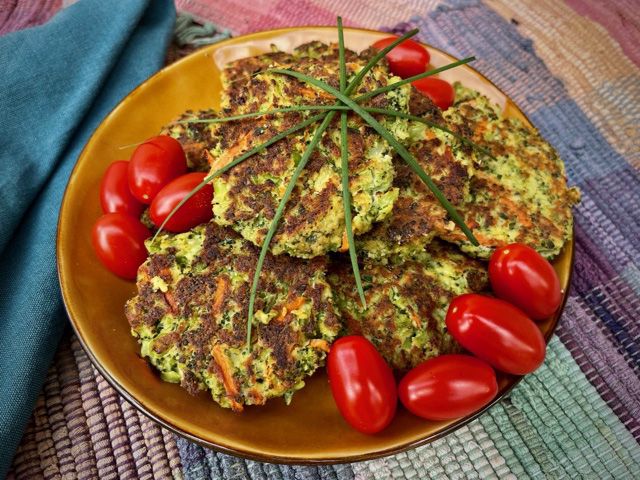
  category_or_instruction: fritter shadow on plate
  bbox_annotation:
[125,222,339,411]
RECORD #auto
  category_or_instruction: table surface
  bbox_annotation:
[4,0,640,479]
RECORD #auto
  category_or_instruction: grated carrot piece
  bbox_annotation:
[309,339,330,353]
[277,296,306,321]
[212,276,229,314]
[211,345,243,412]
[338,230,349,252]
[499,197,532,227]
[164,291,178,313]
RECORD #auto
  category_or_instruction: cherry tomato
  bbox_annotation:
[489,243,562,321]
[412,77,455,110]
[150,173,213,232]
[327,336,397,434]
[372,36,430,79]
[446,294,546,375]
[99,160,145,216]
[92,213,151,280]
[399,354,498,421]
[128,135,187,204]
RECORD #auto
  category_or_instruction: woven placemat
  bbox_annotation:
[6,0,640,478]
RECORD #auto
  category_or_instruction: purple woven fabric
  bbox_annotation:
[0,0,62,35]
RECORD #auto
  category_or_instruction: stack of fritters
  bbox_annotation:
[126,43,579,409]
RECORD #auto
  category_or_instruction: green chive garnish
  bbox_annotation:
[354,57,476,102]
[151,17,483,350]
[267,68,479,246]
[337,17,366,308]
[246,111,336,347]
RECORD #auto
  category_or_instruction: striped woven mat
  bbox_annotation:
[5,0,640,478]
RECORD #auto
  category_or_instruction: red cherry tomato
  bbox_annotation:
[399,354,498,421]
[128,135,187,204]
[327,336,397,434]
[489,243,562,321]
[372,36,430,79]
[150,172,213,232]
[92,213,151,280]
[99,161,145,216]
[446,294,546,375]
[412,77,455,110]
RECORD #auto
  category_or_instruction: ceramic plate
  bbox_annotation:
[57,27,574,464]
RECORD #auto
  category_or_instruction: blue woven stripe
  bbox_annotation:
[177,439,356,480]
[583,289,640,369]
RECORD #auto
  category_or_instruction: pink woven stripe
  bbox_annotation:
[94,371,137,479]
[37,365,62,479]
[162,428,183,473]
[565,0,640,68]
[0,0,62,35]
[69,338,98,478]
[11,411,41,478]
[175,0,439,33]
[139,414,174,479]
[120,399,155,479]
[46,360,73,478]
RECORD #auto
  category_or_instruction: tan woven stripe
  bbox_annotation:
[9,334,184,478]
[37,364,62,479]
[120,398,155,479]
[487,0,640,168]
[68,336,102,479]
[12,408,43,479]
[61,337,96,479]
[94,370,138,479]
[162,424,184,477]
[139,413,174,479]
[76,354,118,479]
[48,346,76,480]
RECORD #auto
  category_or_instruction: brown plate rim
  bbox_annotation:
[57,25,574,465]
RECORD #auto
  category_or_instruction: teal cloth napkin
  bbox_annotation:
[0,0,175,475]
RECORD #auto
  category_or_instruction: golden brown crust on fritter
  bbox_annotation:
[125,222,339,411]
[329,240,488,370]
[210,43,404,258]
[160,109,219,171]
[439,84,580,259]
[357,92,474,263]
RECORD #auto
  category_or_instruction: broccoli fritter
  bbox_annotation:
[161,109,218,172]
[208,42,414,258]
[329,240,488,370]
[439,83,580,259]
[356,91,476,263]
[125,222,340,411]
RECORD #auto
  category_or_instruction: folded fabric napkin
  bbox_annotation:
[0,0,175,475]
